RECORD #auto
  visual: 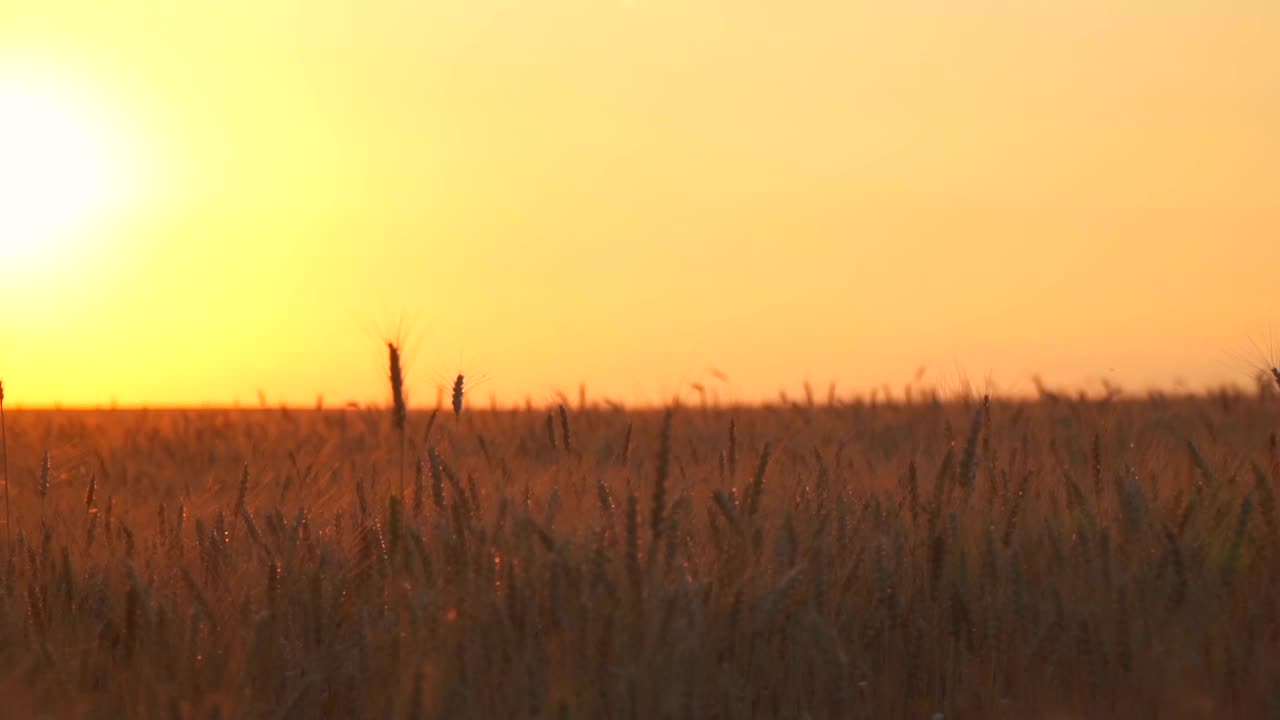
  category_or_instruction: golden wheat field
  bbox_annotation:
[2,385,1279,719]
[3,2,1277,718]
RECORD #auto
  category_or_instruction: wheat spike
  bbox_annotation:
[388,341,409,495]
[388,342,407,432]
[747,442,772,519]
[84,473,97,512]
[558,404,572,453]
[452,373,465,418]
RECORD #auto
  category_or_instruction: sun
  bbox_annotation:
[0,74,130,268]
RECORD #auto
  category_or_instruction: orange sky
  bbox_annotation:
[0,1,1278,407]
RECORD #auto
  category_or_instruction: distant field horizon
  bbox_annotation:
[1,375,1272,413]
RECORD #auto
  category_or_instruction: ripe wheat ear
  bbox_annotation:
[388,342,407,497]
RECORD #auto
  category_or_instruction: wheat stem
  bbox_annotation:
[0,380,8,550]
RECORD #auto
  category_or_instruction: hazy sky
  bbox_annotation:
[0,1,1277,406]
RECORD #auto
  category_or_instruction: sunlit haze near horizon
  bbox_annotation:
[0,1,1277,407]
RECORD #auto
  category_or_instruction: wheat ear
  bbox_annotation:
[388,342,407,497]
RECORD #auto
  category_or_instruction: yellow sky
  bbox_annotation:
[0,0,1278,407]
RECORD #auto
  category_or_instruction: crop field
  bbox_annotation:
[1,386,1278,718]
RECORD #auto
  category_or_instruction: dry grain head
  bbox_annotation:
[452,373,465,417]
[388,342,407,433]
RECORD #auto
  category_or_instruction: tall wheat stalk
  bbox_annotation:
[558,404,572,453]
[451,373,466,419]
[0,380,8,549]
[388,342,407,498]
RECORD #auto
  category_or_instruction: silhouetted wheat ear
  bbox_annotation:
[387,341,409,496]
[558,404,572,452]
[85,473,97,512]
[1271,367,1280,391]
[387,343,406,433]
[452,374,465,418]
[423,407,440,445]
[427,446,446,510]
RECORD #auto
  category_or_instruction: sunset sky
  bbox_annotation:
[0,1,1277,407]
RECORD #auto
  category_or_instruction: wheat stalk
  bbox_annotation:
[957,399,985,498]
[651,409,672,550]
[746,442,772,519]
[0,380,8,549]
[388,342,408,497]
[558,404,572,453]
[451,373,466,419]
[727,418,737,478]
[84,473,97,512]
[427,446,446,511]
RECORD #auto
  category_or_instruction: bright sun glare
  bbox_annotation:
[0,74,129,267]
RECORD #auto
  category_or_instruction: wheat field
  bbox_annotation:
[1,384,1278,718]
